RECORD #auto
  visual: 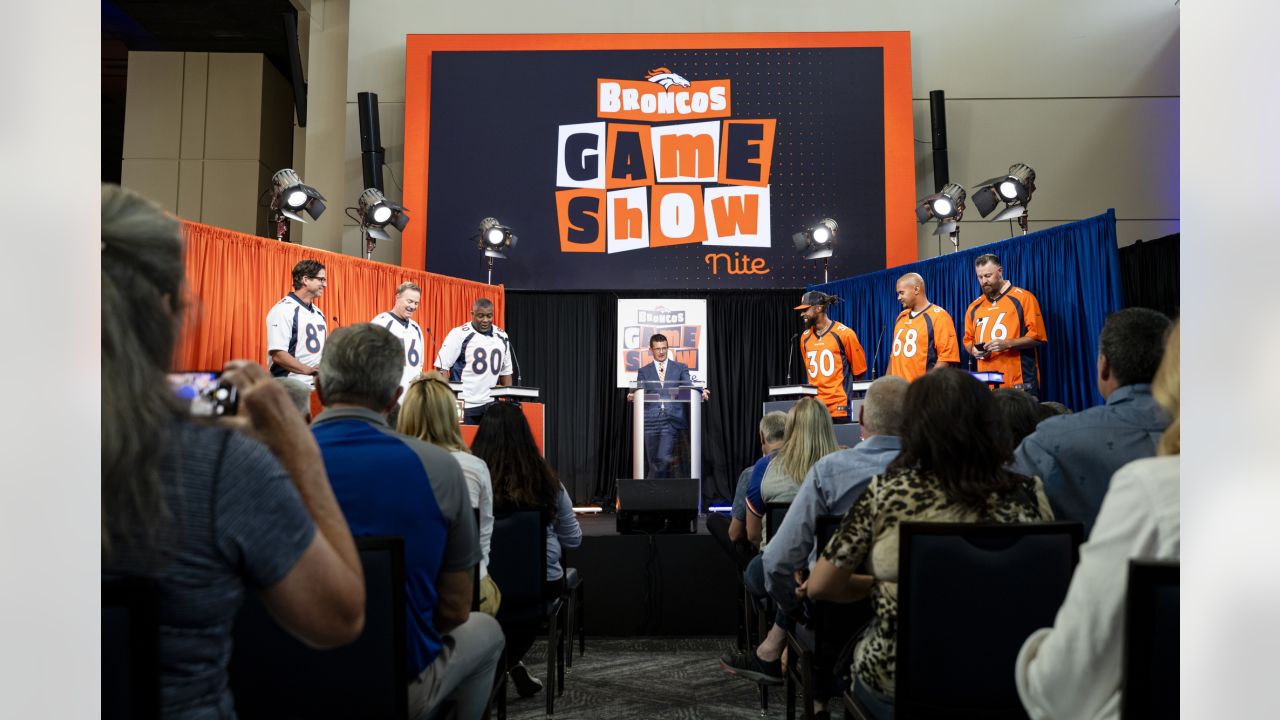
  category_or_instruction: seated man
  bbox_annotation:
[1013,307,1172,535]
[762,376,908,716]
[706,411,786,570]
[312,323,504,720]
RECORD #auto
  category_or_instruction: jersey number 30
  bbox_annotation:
[472,347,503,376]
[806,349,836,377]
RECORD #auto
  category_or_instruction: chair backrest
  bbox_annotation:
[228,536,408,720]
[1122,559,1179,720]
[896,521,1084,719]
[102,576,161,720]
[472,507,481,612]
[764,502,791,542]
[488,509,550,621]
[806,515,873,646]
[814,514,843,553]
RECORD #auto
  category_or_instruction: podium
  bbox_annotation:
[453,385,546,456]
[969,371,1005,388]
[764,382,868,448]
[631,383,704,483]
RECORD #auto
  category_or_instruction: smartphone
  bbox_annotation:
[167,372,238,417]
[974,342,988,353]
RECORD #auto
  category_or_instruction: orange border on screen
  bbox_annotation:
[403,32,915,273]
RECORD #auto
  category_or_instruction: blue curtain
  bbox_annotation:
[813,210,1123,411]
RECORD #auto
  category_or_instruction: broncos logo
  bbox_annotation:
[645,67,691,90]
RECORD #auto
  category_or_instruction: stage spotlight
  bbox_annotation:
[791,218,838,261]
[915,183,967,253]
[475,217,517,259]
[971,163,1036,228]
[270,169,326,223]
[356,188,410,241]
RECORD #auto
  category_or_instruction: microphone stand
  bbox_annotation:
[870,324,888,380]
[509,339,523,386]
[785,332,799,384]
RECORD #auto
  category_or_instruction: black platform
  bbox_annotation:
[561,514,739,636]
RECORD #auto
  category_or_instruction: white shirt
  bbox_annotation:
[266,293,327,388]
[371,311,426,394]
[434,322,513,408]
[452,451,494,577]
[1015,454,1180,720]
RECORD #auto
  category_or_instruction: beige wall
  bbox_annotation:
[121,51,295,238]
[307,0,1176,265]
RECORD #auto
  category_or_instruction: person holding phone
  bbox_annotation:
[963,253,1047,393]
[102,184,365,718]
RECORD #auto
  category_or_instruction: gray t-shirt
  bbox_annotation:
[104,422,316,719]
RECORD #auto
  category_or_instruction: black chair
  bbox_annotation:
[1122,559,1179,720]
[881,521,1084,720]
[488,509,568,716]
[743,501,792,713]
[228,536,409,719]
[785,515,872,720]
[563,568,585,669]
[102,576,161,720]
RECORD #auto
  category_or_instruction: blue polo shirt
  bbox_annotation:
[312,406,478,676]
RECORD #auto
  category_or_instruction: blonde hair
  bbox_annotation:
[1152,322,1179,456]
[397,370,468,452]
[777,398,838,484]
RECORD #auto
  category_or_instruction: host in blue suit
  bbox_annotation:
[628,334,709,478]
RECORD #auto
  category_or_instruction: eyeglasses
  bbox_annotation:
[308,276,328,284]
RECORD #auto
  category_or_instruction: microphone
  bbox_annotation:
[785,332,800,384]
[331,315,340,328]
[870,324,888,380]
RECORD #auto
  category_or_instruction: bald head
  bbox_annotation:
[896,273,928,311]
[860,375,908,437]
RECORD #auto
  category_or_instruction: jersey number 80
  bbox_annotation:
[472,347,503,376]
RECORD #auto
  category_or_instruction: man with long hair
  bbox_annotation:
[795,291,867,424]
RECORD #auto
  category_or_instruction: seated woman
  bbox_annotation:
[806,367,1053,719]
[101,184,365,718]
[472,401,582,699]
[722,397,838,684]
[1015,323,1180,720]
[398,370,500,615]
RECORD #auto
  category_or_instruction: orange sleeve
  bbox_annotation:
[962,300,976,347]
[935,311,961,363]
[842,327,868,377]
[1024,292,1047,343]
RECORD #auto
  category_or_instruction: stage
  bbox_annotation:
[561,514,740,636]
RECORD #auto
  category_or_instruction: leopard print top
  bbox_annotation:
[820,466,1052,696]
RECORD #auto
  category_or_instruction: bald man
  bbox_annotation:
[887,273,959,381]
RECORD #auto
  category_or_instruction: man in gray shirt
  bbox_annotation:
[1013,307,1172,535]
[313,323,504,720]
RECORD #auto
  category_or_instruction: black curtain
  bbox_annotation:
[1119,233,1179,318]
[505,289,801,506]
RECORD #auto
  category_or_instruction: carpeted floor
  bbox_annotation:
[503,637,804,719]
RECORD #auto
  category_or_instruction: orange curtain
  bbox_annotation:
[174,220,504,371]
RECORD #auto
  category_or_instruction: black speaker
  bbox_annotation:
[356,91,385,192]
[616,478,699,535]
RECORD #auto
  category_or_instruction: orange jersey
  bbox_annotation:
[963,285,1047,389]
[800,321,867,419]
[888,304,960,382]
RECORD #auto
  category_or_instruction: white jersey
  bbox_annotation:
[372,310,427,394]
[434,322,513,408]
[266,293,327,388]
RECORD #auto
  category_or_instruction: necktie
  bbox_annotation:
[658,363,665,383]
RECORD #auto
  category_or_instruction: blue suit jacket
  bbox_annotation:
[636,359,692,429]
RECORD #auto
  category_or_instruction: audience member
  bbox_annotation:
[722,398,837,685]
[1037,401,1072,421]
[275,376,314,422]
[762,375,909,716]
[1016,322,1181,720]
[311,323,502,720]
[101,184,365,718]
[707,411,787,570]
[399,370,500,615]
[995,387,1041,447]
[472,402,582,699]
[1013,308,1172,534]
[806,368,1052,719]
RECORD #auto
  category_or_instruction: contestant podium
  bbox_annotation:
[765,382,869,448]
[453,384,545,456]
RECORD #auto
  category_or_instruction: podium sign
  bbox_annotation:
[632,385,703,490]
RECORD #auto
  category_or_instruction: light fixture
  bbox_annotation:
[353,187,410,259]
[791,218,838,282]
[971,163,1036,232]
[915,183,966,253]
[270,169,326,224]
[473,217,517,285]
